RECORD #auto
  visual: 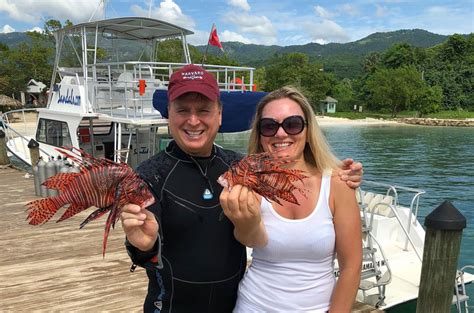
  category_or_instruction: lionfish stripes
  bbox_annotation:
[26,147,155,256]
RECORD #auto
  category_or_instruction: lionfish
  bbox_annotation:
[26,147,155,256]
[217,152,308,205]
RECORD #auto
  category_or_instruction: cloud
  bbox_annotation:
[339,4,359,17]
[131,0,195,30]
[304,19,350,44]
[219,30,252,43]
[375,4,388,17]
[388,4,474,36]
[224,12,277,45]
[183,29,253,46]
[314,5,332,19]
[227,0,251,11]
[1,24,14,33]
[28,26,43,33]
[0,0,96,25]
[225,12,276,37]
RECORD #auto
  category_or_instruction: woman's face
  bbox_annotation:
[259,98,307,163]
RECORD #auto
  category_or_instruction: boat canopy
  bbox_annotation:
[56,17,194,41]
[153,90,268,133]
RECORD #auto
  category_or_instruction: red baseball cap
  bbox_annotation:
[168,64,220,102]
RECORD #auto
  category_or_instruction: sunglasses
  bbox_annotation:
[258,115,307,137]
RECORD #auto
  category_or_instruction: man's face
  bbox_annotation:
[168,93,222,157]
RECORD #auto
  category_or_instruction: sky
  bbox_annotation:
[0,0,473,46]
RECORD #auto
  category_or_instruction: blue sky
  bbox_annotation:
[1,0,473,46]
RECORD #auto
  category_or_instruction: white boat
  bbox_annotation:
[1,17,472,313]
[0,17,257,168]
[340,181,473,311]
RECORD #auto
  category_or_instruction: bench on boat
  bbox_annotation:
[357,190,395,217]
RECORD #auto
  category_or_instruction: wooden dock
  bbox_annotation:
[0,167,147,311]
[0,166,383,312]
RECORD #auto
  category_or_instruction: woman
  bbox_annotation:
[220,86,362,312]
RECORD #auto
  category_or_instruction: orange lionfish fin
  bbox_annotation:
[79,206,110,229]
[101,185,124,257]
[57,202,89,222]
[26,198,62,225]
[42,172,81,191]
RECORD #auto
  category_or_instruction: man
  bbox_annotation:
[120,64,363,313]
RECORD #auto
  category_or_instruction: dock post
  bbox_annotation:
[0,129,10,167]
[0,129,10,168]
[28,139,40,167]
[416,200,466,313]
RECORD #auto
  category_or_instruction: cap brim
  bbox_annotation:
[169,83,219,102]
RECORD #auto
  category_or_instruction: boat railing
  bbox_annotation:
[0,108,51,161]
[359,180,426,261]
[454,265,473,312]
[75,61,255,118]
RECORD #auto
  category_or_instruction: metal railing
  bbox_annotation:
[360,180,426,261]
[0,109,51,163]
[67,61,256,118]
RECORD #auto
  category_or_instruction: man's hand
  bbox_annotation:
[339,158,364,189]
[120,204,158,252]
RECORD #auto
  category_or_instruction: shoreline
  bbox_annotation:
[316,116,474,127]
[316,116,401,127]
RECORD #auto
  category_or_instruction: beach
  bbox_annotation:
[316,116,400,127]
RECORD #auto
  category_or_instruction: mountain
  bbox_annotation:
[0,29,458,78]
[199,29,452,77]
[0,32,32,48]
[201,29,449,63]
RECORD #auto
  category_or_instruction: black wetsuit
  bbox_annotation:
[126,140,246,313]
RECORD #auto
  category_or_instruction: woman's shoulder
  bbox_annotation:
[330,172,355,196]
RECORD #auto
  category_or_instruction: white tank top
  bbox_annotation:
[234,171,335,313]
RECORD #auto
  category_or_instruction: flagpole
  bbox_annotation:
[201,23,215,66]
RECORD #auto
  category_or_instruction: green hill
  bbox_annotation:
[199,29,452,77]
[0,29,459,78]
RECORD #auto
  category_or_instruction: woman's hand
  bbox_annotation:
[220,185,267,247]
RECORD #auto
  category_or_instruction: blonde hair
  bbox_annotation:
[248,86,341,171]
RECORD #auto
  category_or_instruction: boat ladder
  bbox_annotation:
[454,265,473,313]
[357,189,392,308]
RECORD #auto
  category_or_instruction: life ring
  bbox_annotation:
[229,77,246,90]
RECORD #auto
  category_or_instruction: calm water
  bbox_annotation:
[216,124,474,269]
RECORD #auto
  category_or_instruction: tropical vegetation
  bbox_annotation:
[0,19,472,118]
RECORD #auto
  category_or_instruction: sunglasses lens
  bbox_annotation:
[259,119,279,137]
[282,116,305,135]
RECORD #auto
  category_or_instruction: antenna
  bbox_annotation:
[89,0,107,21]
[148,0,154,18]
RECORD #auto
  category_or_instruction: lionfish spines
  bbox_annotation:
[218,152,308,205]
[26,146,155,257]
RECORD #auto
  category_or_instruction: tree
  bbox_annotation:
[382,43,417,69]
[423,34,473,110]
[0,19,71,98]
[439,34,468,63]
[362,52,381,74]
[333,78,359,111]
[263,53,333,111]
[414,85,443,117]
[365,66,425,116]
